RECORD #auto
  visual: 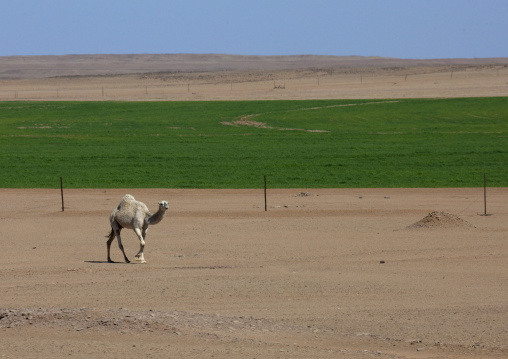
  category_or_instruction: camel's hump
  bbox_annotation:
[117,194,150,212]
[115,194,136,211]
[122,194,135,201]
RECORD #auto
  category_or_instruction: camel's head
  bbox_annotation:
[159,200,169,211]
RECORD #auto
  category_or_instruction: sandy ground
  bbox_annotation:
[1,54,508,100]
[0,188,507,358]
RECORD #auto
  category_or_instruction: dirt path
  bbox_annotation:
[1,188,507,358]
[222,101,399,132]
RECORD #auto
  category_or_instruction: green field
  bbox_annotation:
[0,98,506,188]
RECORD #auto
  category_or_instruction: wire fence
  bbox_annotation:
[1,67,506,100]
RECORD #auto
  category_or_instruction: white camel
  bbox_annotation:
[107,194,168,264]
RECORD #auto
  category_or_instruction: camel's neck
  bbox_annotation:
[147,208,166,225]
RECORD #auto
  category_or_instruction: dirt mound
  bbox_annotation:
[406,211,476,229]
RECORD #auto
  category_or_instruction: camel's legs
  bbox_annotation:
[133,227,147,263]
[115,231,130,263]
[107,226,130,263]
[107,233,115,263]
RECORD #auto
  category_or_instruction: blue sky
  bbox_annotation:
[1,0,506,59]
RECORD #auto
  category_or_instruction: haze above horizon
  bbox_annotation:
[1,1,507,59]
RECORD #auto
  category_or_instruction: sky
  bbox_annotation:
[1,0,507,59]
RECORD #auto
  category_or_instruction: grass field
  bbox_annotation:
[0,98,506,188]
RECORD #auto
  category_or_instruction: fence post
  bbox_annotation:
[60,177,65,212]
[483,173,487,216]
[264,175,267,211]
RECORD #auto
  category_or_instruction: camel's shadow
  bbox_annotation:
[85,260,130,264]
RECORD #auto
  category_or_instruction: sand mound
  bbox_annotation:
[406,211,476,229]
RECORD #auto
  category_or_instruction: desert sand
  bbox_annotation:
[1,55,507,358]
[0,188,507,358]
[1,54,508,100]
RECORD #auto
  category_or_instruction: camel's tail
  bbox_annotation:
[106,223,123,240]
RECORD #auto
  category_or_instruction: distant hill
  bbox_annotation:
[1,53,507,78]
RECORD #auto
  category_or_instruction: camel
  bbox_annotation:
[106,194,168,264]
